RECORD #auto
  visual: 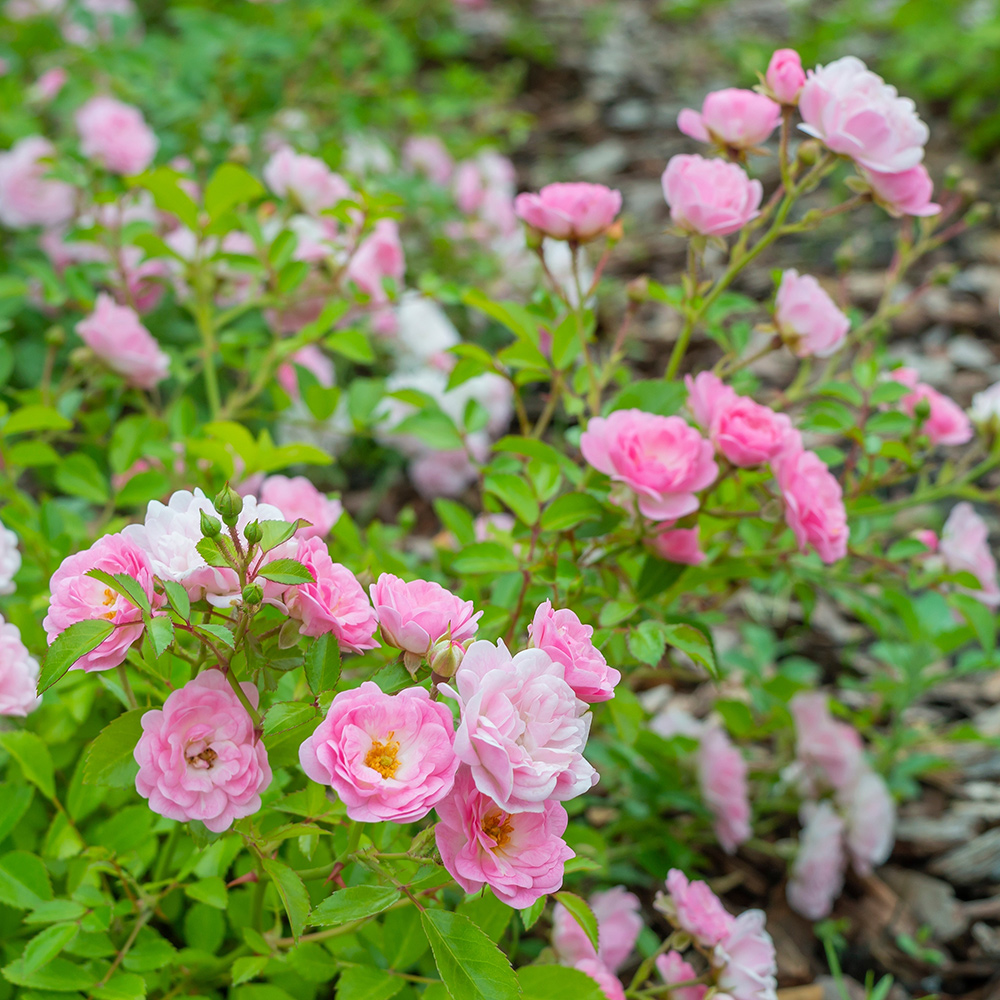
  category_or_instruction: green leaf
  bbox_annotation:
[636,556,685,600]
[262,858,309,942]
[2,404,72,436]
[232,955,269,986]
[204,163,265,219]
[83,710,145,788]
[327,329,375,364]
[420,908,519,1000]
[257,519,300,553]
[336,966,404,1000]
[1,955,92,991]
[198,624,236,649]
[518,965,606,1000]
[451,542,519,575]
[25,900,84,924]
[0,784,33,843]
[0,731,55,799]
[39,618,115,692]
[55,452,109,504]
[519,897,546,932]
[950,593,997,654]
[147,615,175,657]
[21,922,79,974]
[485,473,539,526]
[304,633,341,695]
[163,580,191,621]
[609,379,686,417]
[91,971,148,999]
[627,619,667,667]
[553,892,599,952]
[540,493,605,532]
[256,558,315,585]
[186,876,228,910]
[493,435,582,483]
[661,621,718,678]
[0,851,52,909]
[457,889,512,942]
[85,569,151,614]
[382,905,429,970]
[136,167,199,230]
[609,685,644,746]
[196,536,234,568]
[310,885,399,926]
[263,702,317,736]
[391,409,465,451]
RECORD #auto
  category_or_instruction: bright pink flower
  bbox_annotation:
[799,56,929,173]
[552,886,642,971]
[889,368,973,446]
[656,952,707,1000]
[134,670,271,832]
[403,136,453,185]
[76,96,157,175]
[712,910,778,1000]
[370,573,481,659]
[775,270,850,358]
[258,475,342,540]
[863,165,940,218]
[527,600,620,703]
[263,147,352,216]
[345,218,405,304]
[32,66,67,102]
[43,533,164,672]
[514,182,622,242]
[786,801,846,920]
[678,89,781,149]
[0,617,41,717]
[442,639,596,813]
[75,293,170,389]
[661,869,735,947]
[435,765,574,908]
[765,49,806,105]
[915,529,939,553]
[276,344,335,399]
[939,502,1000,607]
[581,409,717,522]
[573,960,626,1000]
[299,681,458,823]
[789,692,864,794]
[0,136,76,229]
[839,770,895,876]
[698,725,752,854]
[772,445,848,563]
[662,154,762,237]
[686,371,797,466]
[650,527,705,566]
[283,537,378,651]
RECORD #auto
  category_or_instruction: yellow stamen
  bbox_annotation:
[482,810,514,850]
[101,587,117,619]
[364,732,401,779]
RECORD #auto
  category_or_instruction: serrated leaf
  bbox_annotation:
[39,618,115,691]
[21,922,79,974]
[553,891,599,953]
[83,710,145,788]
[196,536,234,569]
[485,473,539,526]
[185,877,228,910]
[198,624,236,649]
[421,909,519,1000]
[204,162,265,219]
[232,955,269,986]
[256,558,315,585]
[450,542,519,575]
[518,965,606,1000]
[262,858,309,941]
[304,633,341,695]
[0,731,55,799]
[257,519,301,553]
[85,569,151,614]
[1,955,92,991]
[540,493,605,532]
[520,896,546,931]
[336,965,404,1000]
[0,784,33,843]
[661,621,718,678]
[262,702,317,736]
[627,619,667,667]
[310,885,399,926]
[147,615,175,657]
[0,851,53,909]
[163,580,190,621]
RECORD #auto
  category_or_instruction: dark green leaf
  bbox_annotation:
[304,633,341,695]
[83,710,145,788]
[336,966,404,1000]
[420,909,519,1000]
[540,493,605,532]
[163,580,191,621]
[262,859,309,941]
[518,965,606,1000]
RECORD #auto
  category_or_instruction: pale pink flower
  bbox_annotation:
[0,524,21,594]
[435,765,574,908]
[581,409,717,522]
[262,147,352,216]
[660,868,734,948]
[662,155,762,237]
[370,573,481,657]
[712,910,778,1000]
[0,136,76,229]
[442,639,597,813]
[839,770,895,876]
[914,529,939,553]
[772,445,849,564]
[775,270,850,358]
[32,66,67,102]
[686,371,797,466]
[75,293,170,389]
[514,182,622,242]
[552,886,642,971]
[393,292,460,368]
[403,136,453,185]
[409,447,480,499]
[656,952,707,1000]
[276,344,335,399]
[43,533,164,672]
[889,368,973,446]
[650,527,705,566]
[799,56,929,173]
[938,503,1000,607]
[258,475,342,540]
[789,692,864,794]
[574,960,626,1000]
[283,537,378,651]
[786,801,846,920]
[765,49,806,105]
[121,246,169,313]
[134,670,271,832]
[527,600,620,703]
[76,96,157,175]
[969,381,1000,432]
[453,150,516,216]
[299,681,458,823]
[345,218,405,305]
[678,89,781,149]
[863,165,940,218]
[0,617,41,717]
[698,725,752,854]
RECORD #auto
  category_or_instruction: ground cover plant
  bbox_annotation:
[1,3,999,1000]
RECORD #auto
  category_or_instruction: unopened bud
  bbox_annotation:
[913,397,932,423]
[943,164,964,190]
[605,220,624,244]
[243,520,263,545]
[214,483,243,526]
[242,582,263,605]
[524,226,544,251]
[44,325,65,347]
[626,276,650,304]
[964,201,991,228]
[796,139,822,166]
[200,509,222,538]
[429,638,466,679]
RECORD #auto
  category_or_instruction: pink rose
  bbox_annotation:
[32,66,67,102]
[772,445,849,563]
[299,681,458,823]
[581,409,718,522]
[662,154,762,237]
[839,770,895,876]
[453,150,516,217]
[442,639,597,813]
[573,960,626,1000]
[786,801,846,920]
[435,765,574,908]
[43,533,164,672]
[552,886,642,971]
[656,952,707,1000]
[276,344,335,399]
[799,56,929,173]
[650,527,705,566]
[660,869,734,948]
[0,523,21,595]
[774,269,850,358]
[712,910,778,1000]
[889,368,973,446]
[686,371,797,466]
[0,136,76,229]
[262,147,353,216]
[678,89,781,149]
[409,447,480,499]
[345,218,405,305]
[863,165,940,218]
[914,529,939,553]
[527,599,620,703]
[134,670,271,832]
[697,725,752,854]
[258,475,342,540]
[938,502,1000,607]
[403,136,453,185]
[370,573,481,658]
[0,617,41,717]
[76,96,157,175]
[283,537,378,651]
[514,182,623,242]
[765,49,806,105]
[75,293,170,389]
[789,692,864,794]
